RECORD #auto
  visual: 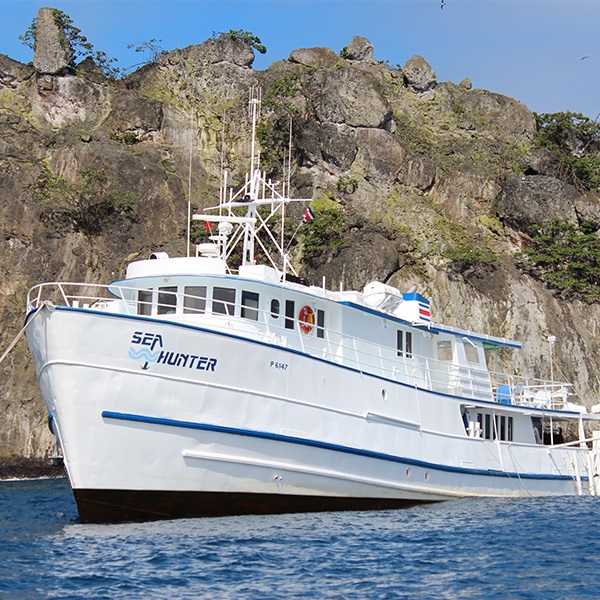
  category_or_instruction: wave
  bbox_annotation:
[128,347,161,362]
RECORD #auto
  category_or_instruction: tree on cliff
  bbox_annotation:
[20,8,120,77]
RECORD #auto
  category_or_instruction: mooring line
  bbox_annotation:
[0,305,44,365]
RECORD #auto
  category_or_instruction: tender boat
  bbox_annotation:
[25,94,600,523]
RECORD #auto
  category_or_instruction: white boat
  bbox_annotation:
[25,94,600,523]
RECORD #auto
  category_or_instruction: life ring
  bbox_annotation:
[298,305,315,334]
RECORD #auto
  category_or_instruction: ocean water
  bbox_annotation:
[1,478,599,599]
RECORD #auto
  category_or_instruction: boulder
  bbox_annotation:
[345,36,374,62]
[180,34,255,68]
[403,55,436,93]
[33,7,74,74]
[289,47,339,69]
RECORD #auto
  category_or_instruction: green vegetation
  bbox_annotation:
[255,118,291,177]
[336,174,358,194]
[109,131,141,145]
[534,112,600,191]
[443,241,497,267]
[302,198,348,263]
[126,38,166,71]
[524,218,600,297]
[36,168,138,236]
[213,30,266,54]
[20,9,121,78]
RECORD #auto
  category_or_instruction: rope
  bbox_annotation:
[0,306,44,366]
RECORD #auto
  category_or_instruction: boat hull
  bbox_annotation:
[26,306,589,523]
[73,489,431,524]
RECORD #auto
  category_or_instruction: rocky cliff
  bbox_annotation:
[1,10,599,457]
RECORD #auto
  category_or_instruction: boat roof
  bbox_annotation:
[339,301,521,349]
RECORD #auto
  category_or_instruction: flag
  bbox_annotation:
[205,221,213,231]
[302,207,315,224]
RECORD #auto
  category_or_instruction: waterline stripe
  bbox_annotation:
[101,410,577,482]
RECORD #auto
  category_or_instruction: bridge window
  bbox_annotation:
[183,286,207,314]
[241,290,259,321]
[157,286,177,315]
[397,331,413,358]
[463,340,480,364]
[285,300,295,330]
[213,287,236,316]
[437,340,452,362]
[316,309,325,339]
[138,289,152,316]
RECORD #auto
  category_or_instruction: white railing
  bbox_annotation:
[27,282,579,412]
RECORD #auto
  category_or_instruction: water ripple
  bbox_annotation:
[1,480,600,598]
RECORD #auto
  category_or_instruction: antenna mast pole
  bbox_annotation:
[187,111,193,257]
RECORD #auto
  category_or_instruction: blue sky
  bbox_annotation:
[0,0,598,118]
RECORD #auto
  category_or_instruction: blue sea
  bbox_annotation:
[1,478,599,599]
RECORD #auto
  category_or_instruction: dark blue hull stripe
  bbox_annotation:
[101,410,579,483]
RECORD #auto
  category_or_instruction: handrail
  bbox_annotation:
[25,281,582,412]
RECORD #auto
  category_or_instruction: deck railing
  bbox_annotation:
[27,282,578,412]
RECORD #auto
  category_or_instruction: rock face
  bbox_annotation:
[33,7,74,74]
[1,24,600,458]
[497,175,580,230]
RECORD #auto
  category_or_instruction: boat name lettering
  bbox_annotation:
[156,352,217,371]
[128,331,217,372]
[131,331,163,351]
[270,361,288,371]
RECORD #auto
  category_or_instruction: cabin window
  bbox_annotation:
[213,287,236,316]
[463,340,480,364]
[270,299,280,319]
[437,340,453,362]
[484,414,492,440]
[285,300,295,330]
[398,331,413,358]
[478,412,513,441]
[241,290,259,321]
[183,286,207,314]
[157,286,177,315]
[316,309,325,339]
[138,289,152,316]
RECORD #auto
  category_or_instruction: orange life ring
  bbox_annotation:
[298,305,315,334]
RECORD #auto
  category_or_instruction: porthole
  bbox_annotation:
[405,468,411,478]
[381,388,388,401]
[424,471,430,481]
[270,298,280,318]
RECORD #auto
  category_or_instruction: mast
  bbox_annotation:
[192,88,312,275]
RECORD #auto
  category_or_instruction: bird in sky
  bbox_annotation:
[581,56,590,60]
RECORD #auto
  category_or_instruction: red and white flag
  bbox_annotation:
[302,207,315,224]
